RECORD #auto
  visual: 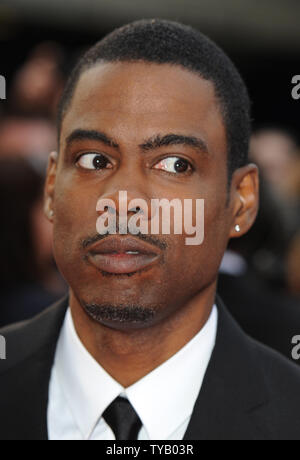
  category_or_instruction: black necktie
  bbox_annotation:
[102,396,142,440]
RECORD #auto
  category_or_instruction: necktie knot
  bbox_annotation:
[102,396,142,440]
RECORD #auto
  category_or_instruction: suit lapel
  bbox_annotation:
[184,298,270,440]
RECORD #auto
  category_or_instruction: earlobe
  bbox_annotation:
[44,151,58,222]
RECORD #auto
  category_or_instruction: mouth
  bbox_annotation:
[86,235,161,275]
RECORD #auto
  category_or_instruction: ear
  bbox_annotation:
[44,151,58,222]
[229,163,259,239]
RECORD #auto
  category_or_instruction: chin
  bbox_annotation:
[81,301,159,330]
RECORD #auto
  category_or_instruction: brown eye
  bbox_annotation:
[154,157,192,174]
[174,158,189,173]
[77,153,112,170]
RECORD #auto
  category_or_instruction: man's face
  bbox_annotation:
[45,62,254,329]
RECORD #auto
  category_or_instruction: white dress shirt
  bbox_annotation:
[47,305,218,440]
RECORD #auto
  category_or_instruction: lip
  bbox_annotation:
[86,235,161,274]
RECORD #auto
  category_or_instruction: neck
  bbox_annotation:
[69,283,216,387]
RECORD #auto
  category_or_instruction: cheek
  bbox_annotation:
[156,178,228,241]
[199,198,230,279]
[52,175,100,270]
[54,173,101,232]
[165,187,230,286]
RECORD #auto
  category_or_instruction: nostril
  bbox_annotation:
[101,205,116,214]
[129,206,141,213]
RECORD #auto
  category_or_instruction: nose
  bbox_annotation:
[96,173,152,233]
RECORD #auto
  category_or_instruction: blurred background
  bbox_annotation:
[0,0,299,357]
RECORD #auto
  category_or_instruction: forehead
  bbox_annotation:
[61,61,226,153]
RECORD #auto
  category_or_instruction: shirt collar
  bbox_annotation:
[55,305,218,440]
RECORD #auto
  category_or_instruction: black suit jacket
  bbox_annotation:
[1,295,300,440]
[218,271,300,362]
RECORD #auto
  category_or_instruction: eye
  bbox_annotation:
[76,153,112,170]
[153,157,192,174]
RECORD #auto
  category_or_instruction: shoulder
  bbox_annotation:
[237,325,300,438]
[0,295,68,375]
[0,297,68,440]
[217,295,300,388]
[214,298,300,439]
[250,334,300,398]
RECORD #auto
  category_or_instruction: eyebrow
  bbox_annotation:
[65,129,119,149]
[139,133,209,155]
[65,129,209,155]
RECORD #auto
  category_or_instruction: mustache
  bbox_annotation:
[80,230,168,252]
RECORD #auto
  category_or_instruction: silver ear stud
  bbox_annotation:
[49,210,54,218]
[235,224,241,233]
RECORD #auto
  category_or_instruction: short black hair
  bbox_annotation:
[58,18,251,179]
